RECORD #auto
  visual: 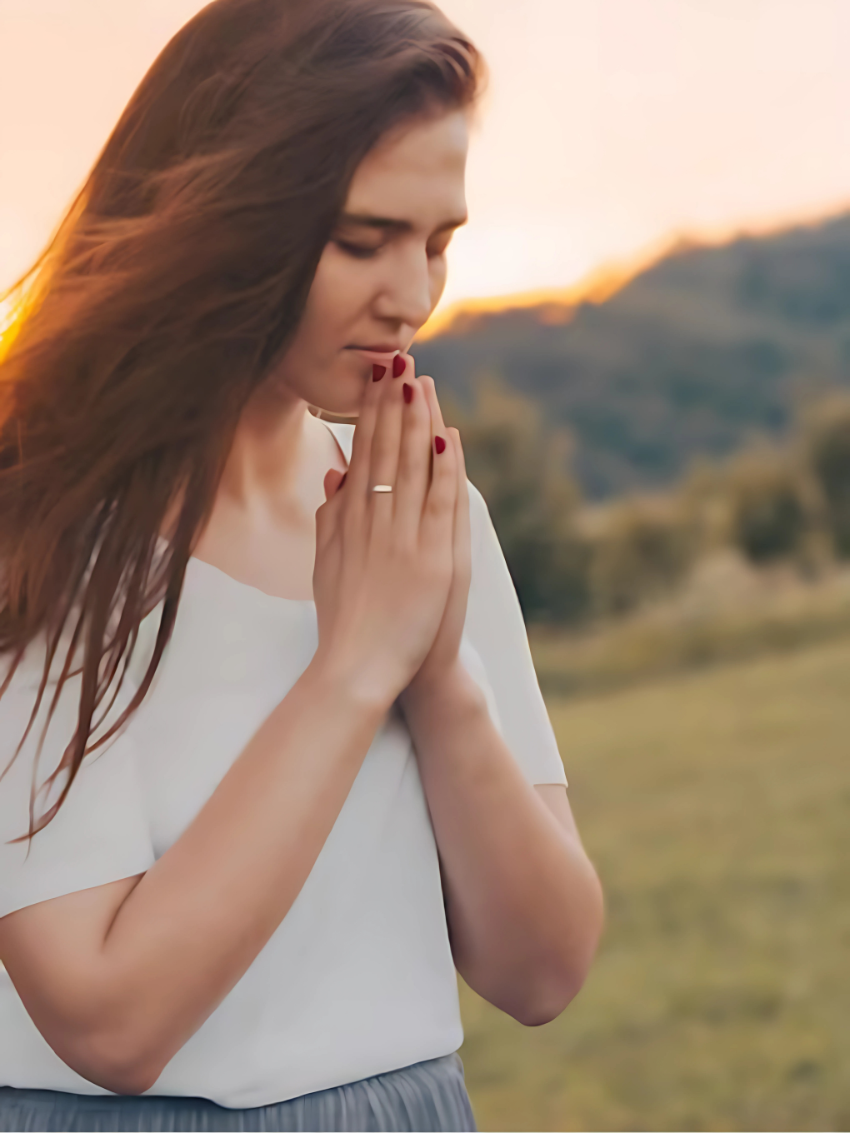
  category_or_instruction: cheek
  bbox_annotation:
[429,259,448,304]
[308,255,371,324]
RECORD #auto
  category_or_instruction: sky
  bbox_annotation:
[2,0,850,326]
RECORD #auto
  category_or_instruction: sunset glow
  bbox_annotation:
[2,0,850,333]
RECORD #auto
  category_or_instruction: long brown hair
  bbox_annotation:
[0,0,488,842]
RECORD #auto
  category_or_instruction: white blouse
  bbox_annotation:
[0,419,567,1109]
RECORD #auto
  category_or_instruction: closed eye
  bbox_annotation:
[334,239,451,260]
[335,240,380,259]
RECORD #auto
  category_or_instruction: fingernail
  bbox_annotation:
[403,382,413,405]
[434,435,446,454]
[372,364,386,382]
[339,472,347,487]
[392,354,406,378]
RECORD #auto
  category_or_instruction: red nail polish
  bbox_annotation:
[434,435,446,454]
[392,354,406,378]
[372,364,386,382]
[403,382,413,405]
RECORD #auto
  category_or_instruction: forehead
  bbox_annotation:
[343,109,469,221]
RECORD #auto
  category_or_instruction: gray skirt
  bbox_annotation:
[0,1053,476,1132]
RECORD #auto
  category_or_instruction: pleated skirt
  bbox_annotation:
[0,1052,477,1132]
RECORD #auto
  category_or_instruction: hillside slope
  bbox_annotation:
[413,212,850,498]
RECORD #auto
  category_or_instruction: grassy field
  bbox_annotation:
[458,636,850,1131]
[528,562,850,701]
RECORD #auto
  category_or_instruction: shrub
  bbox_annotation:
[724,448,812,564]
[802,394,850,558]
[587,497,695,617]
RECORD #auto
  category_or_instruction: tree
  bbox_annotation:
[442,370,590,624]
[724,447,811,564]
[802,394,850,558]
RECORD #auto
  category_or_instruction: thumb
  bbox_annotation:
[323,467,347,501]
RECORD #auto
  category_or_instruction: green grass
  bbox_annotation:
[458,637,850,1131]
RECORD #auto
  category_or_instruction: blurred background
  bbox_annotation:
[2,1,849,1129]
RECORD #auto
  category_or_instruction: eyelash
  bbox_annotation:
[336,240,380,259]
[334,240,447,261]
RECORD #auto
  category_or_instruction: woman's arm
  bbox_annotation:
[399,661,604,1027]
[0,661,387,1095]
[394,378,603,1025]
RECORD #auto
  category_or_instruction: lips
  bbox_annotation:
[349,345,402,352]
[346,346,403,366]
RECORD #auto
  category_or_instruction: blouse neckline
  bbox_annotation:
[186,555,316,608]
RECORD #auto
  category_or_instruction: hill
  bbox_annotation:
[412,211,850,498]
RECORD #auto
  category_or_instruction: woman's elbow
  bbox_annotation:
[513,970,590,1027]
[61,1028,162,1097]
[518,876,606,1028]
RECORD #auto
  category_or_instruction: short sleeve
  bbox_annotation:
[0,639,155,919]
[460,482,568,788]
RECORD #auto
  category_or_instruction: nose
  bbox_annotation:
[373,246,435,334]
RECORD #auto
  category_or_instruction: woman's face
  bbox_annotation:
[272,105,470,417]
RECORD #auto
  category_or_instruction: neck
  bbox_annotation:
[218,383,313,521]
[160,386,342,549]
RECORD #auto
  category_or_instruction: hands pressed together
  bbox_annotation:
[312,352,471,712]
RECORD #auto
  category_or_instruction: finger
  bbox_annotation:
[419,390,458,562]
[366,352,409,541]
[324,467,346,501]
[450,428,472,576]
[417,375,449,478]
[316,474,344,556]
[346,361,391,524]
[420,390,466,577]
[417,375,453,542]
[391,350,412,382]
[394,363,432,545]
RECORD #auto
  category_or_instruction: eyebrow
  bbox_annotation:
[337,211,469,234]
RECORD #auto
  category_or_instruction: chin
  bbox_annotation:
[307,352,374,418]
[312,385,363,421]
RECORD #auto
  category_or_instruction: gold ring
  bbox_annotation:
[372,484,393,493]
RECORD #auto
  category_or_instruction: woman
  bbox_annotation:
[0,0,604,1129]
